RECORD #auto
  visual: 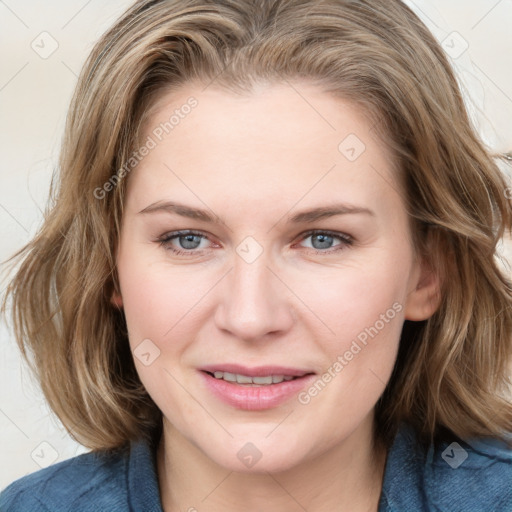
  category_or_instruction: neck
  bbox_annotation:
[157,416,388,512]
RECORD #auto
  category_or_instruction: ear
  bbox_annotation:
[111,291,123,308]
[110,277,123,308]
[404,254,442,321]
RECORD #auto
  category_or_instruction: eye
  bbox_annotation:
[157,229,353,256]
[296,230,353,252]
[158,230,212,255]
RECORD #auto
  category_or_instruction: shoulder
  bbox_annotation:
[381,424,512,511]
[0,445,131,512]
[425,433,512,511]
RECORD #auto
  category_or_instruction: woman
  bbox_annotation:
[1,0,511,510]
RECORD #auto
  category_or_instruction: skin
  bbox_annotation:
[113,80,441,512]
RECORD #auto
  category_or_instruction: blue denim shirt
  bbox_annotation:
[1,424,511,511]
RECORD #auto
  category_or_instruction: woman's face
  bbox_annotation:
[114,81,439,472]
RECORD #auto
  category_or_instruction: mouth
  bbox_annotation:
[198,364,317,410]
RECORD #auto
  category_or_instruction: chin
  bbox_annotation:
[198,433,309,474]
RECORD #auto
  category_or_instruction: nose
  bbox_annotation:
[214,253,295,342]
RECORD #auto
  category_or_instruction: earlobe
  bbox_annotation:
[110,270,123,308]
[110,291,123,308]
[404,261,442,322]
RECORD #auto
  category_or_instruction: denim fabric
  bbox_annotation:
[378,425,512,511]
[0,440,162,512]
[1,424,511,511]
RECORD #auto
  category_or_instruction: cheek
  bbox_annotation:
[293,268,406,431]
[290,247,410,413]
[320,291,403,394]
[116,254,211,415]
[294,250,410,349]
[116,250,211,349]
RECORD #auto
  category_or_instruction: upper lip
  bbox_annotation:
[199,363,315,378]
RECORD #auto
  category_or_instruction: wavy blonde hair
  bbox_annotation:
[3,0,512,451]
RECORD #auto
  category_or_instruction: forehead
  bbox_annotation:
[126,81,404,219]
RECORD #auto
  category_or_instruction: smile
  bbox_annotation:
[199,368,316,410]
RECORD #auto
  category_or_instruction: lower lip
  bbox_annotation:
[199,371,316,410]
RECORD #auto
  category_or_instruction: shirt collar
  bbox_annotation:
[127,436,164,512]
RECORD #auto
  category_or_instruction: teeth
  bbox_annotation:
[211,371,297,386]
[236,374,253,384]
[254,376,273,385]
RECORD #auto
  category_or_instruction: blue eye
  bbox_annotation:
[298,230,353,252]
[158,230,210,254]
[157,229,353,256]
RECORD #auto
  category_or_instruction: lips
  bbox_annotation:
[198,363,316,410]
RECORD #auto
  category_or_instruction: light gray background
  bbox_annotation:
[1,0,511,488]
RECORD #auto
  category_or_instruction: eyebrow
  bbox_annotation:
[138,201,375,223]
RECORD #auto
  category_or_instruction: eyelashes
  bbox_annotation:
[158,230,210,254]
[298,230,353,252]
[157,229,354,256]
